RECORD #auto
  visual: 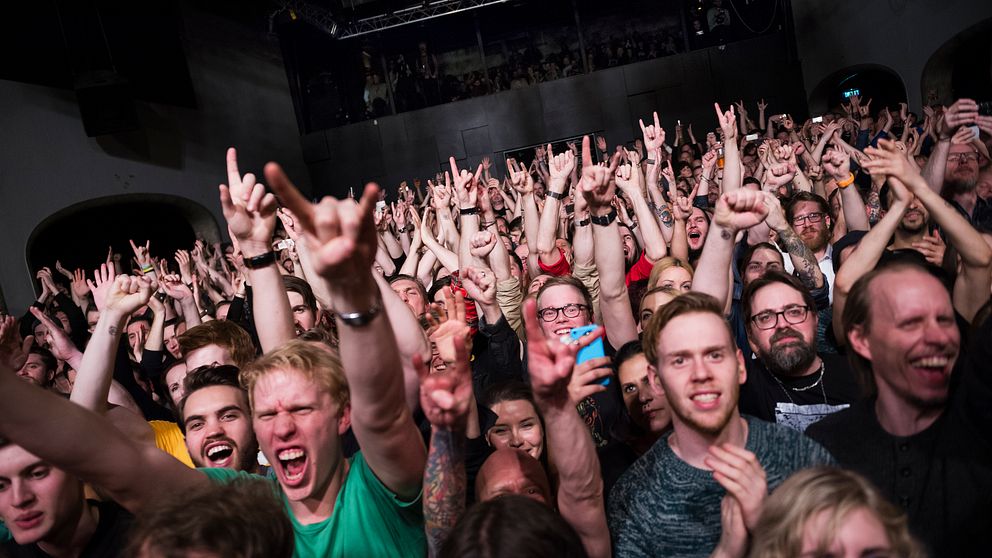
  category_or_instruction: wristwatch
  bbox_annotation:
[590,208,618,226]
[242,251,277,269]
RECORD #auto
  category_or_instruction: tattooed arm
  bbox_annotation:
[764,192,824,290]
[424,428,467,557]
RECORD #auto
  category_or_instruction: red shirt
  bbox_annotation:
[625,252,653,286]
[538,248,572,277]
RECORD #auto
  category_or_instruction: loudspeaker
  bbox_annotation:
[74,70,139,137]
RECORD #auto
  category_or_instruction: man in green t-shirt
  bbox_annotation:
[0,175,428,557]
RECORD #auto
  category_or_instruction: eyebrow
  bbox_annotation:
[184,405,243,426]
[663,345,728,358]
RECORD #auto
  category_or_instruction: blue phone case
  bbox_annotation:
[570,325,609,386]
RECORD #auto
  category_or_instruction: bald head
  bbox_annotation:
[476,449,552,506]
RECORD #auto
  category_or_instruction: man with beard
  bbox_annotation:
[739,272,859,431]
[784,192,836,300]
[179,365,260,473]
[880,179,933,255]
[608,292,833,557]
[923,98,992,230]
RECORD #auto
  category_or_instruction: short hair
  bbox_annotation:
[642,292,729,364]
[239,340,349,408]
[481,381,537,412]
[741,271,817,337]
[178,320,256,367]
[28,346,57,374]
[389,274,428,300]
[842,260,950,395]
[126,478,294,558]
[785,191,831,226]
[536,276,594,319]
[647,257,695,290]
[440,495,588,558]
[748,467,924,558]
[178,365,246,418]
[742,176,761,188]
[739,242,784,276]
[282,276,317,312]
[427,275,455,302]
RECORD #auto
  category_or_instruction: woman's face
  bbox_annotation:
[486,399,544,460]
[656,266,692,292]
[799,506,892,558]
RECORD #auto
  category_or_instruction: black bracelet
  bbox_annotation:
[576,218,591,227]
[628,221,638,230]
[546,190,566,200]
[645,158,656,165]
[590,209,618,226]
[459,206,480,216]
[242,251,277,269]
[565,203,575,214]
[481,221,496,228]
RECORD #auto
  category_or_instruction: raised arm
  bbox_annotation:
[537,145,575,263]
[220,148,294,352]
[922,99,979,194]
[864,139,992,321]
[374,271,430,413]
[268,168,426,499]
[580,136,638,348]
[762,192,824,290]
[524,299,611,558]
[692,189,768,310]
[715,103,742,193]
[822,149,870,232]
[0,317,206,513]
[616,162,667,261]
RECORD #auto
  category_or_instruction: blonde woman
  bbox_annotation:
[646,257,695,292]
[749,467,925,558]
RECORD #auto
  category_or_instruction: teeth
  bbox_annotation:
[207,444,231,457]
[692,393,718,402]
[278,449,305,461]
[911,356,948,368]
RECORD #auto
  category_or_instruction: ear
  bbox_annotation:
[847,325,873,362]
[736,348,747,385]
[646,362,664,393]
[337,403,352,436]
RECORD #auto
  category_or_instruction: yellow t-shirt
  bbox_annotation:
[149,420,194,468]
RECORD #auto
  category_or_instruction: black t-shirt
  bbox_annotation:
[3,499,132,558]
[740,352,861,432]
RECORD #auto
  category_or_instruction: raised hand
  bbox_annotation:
[547,143,575,181]
[821,149,851,182]
[756,98,768,112]
[614,163,639,195]
[912,229,946,267]
[713,189,769,232]
[70,268,90,300]
[701,149,718,177]
[36,268,58,298]
[54,261,74,281]
[761,191,789,232]
[469,230,498,259]
[160,274,192,301]
[0,315,33,371]
[937,98,979,139]
[704,444,768,532]
[714,102,738,141]
[86,262,118,311]
[174,250,194,285]
[509,166,534,195]
[28,307,78,363]
[639,111,666,152]
[413,331,473,432]
[713,494,749,558]
[277,207,303,241]
[579,136,614,211]
[425,288,472,373]
[266,163,380,291]
[450,157,482,210]
[568,355,611,402]
[595,135,608,153]
[129,239,153,269]
[219,147,278,257]
[102,275,153,319]
[862,139,923,188]
[429,174,452,208]
[523,298,603,406]
[461,266,496,306]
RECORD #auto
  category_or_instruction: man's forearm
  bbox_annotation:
[775,226,824,289]
[922,138,950,195]
[424,427,466,558]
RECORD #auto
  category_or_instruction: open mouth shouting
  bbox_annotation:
[202,438,238,468]
[276,447,309,487]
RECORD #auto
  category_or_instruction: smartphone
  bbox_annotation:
[677,119,682,126]
[812,116,824,123]
[375,200,386,215]
[967,125,980,140]
[568,325,609,386]
[745,133,760,141]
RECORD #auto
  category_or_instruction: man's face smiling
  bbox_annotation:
[536,284,590,339]
[252,369,351,505]
[182,385,257,471]
[0,445,83,547]
[850,269,959,411]
[651,312,745,437]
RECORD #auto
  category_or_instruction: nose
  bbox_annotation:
[637,387,653,404]
[204,418,226,439]
[689,359,715,383]
[273,413,297,439]
[923,320,955,347]
[508,431,524,448]
[12,481,36,508]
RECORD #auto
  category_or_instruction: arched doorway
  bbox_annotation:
[807,64,907,116]
[26,194,222,285]
[921,17,992,106]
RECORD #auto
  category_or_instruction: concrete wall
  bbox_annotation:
[792,0,992,111]
[304,32,807,198]
[0,6,308,313]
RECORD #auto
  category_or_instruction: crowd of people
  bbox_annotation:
[1,90,992,558]
[368,24,684,117]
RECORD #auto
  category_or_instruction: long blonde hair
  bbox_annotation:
[749,467,924,558]
[647,257,694,290]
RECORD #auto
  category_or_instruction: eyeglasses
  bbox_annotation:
[791,212,825,226]
[538,303,589,323]
[750,304,810,330]
[948,153,979,163]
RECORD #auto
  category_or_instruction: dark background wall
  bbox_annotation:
[303,32,806,199]
[0,3,309,312]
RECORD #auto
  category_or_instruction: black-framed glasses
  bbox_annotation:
[791,212,825,226]
[538,303,589,323]
[750,305,810,330]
